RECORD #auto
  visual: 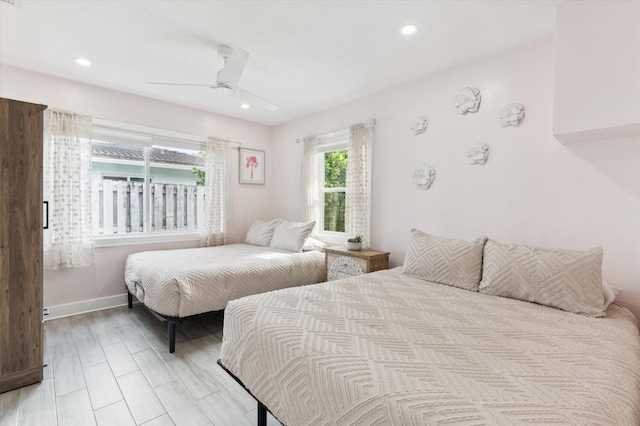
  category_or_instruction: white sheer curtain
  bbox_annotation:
[43,109,95,270]
[200,137,232,246]
[301,136,320,236]
[345,121,374,248]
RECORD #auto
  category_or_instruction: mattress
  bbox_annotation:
[125,243,325,317]
[221,267,640,425]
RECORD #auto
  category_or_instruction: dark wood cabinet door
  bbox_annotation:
[0,98,47,393]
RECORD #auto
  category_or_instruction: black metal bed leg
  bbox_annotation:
[168,322,176,353]
[257,401,267,426]
[127,292,133,309]
[217,359,274,426]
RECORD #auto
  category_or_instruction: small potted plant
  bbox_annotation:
[346,235,362,251]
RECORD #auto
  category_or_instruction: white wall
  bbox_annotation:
[270,39,640,320]
[3,36,638,321]
[0,64,273,308]
[553,0,640,143]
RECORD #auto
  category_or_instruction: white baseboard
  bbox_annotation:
[44,294,133,321]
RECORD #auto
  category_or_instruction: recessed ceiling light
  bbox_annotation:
[74,57,91,67]
[400,24,418,36]
[240,103,250,109]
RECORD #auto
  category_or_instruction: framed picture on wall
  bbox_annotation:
[239,148,265,184]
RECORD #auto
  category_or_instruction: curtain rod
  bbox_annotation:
[208,137,243,146]
[295,119,377,143]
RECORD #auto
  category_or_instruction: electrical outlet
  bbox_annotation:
[43,307,50,316]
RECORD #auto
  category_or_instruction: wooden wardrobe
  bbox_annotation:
[0,98,47,393]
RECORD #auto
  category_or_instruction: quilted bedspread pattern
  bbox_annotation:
[125,244,325,317]
[221,268,640,425]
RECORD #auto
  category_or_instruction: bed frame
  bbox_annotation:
[127,290,220,353]
[128,292,278,423]
[217,359,275,426]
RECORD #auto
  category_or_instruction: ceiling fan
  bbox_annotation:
[147,45,278,111]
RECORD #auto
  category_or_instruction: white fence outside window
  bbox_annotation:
[92,180,204,235]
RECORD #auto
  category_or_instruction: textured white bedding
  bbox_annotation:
[221,267,640,425]
[125,243,325,317]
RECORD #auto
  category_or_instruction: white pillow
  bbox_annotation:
[244,219,280,247]
[270,220,316,252]
[303,237,326,252]
[402,229,487,291]
[479,239,605,317]
[602,280,622,310]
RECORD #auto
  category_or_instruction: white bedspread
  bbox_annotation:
[125,243,325,317]
[221,267,640,425]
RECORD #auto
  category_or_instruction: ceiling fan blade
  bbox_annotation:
[217,46,249,88]
[146,82,215,87]
[234,87,279,111]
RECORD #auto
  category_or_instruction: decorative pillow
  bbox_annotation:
[479,239,605,317]
[270,220,316,252]
[303,236,326,252]
[402,229,487,291]
[244,219,280,247]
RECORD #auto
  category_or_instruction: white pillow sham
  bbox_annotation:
[244,218,280,247]
[479,239,605,317]
[270,220,316,252]
[402,229,487,291]
[303,237,326,252]
[602,280,622,310]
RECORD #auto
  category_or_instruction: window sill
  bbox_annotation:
[93,232,200,248]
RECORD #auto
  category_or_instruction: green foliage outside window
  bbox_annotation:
[191,151,206,186]
[324,150,347,188]
[324,149,347,232]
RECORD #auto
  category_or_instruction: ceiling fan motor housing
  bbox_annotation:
[217,45,234,60]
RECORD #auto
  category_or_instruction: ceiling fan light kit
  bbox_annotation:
[213,81,235,94]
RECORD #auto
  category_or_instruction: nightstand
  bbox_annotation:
[325,246,390,281]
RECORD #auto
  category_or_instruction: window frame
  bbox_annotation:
[316,133,349,243]
[91,120,206,247]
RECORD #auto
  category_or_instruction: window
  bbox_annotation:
[316,131,349,239]
[303,122,373,245]
[90,123,206,240]
[322,149,347,233]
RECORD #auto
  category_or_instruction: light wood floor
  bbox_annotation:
[0,305,282,426]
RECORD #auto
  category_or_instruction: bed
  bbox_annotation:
[125,242,325,352]
[219,231,640,425]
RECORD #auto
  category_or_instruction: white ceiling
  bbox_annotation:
[0,1,561,126]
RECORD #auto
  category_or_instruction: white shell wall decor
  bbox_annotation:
[467,143,489,165]
[413,163,436,189]
[454,87,481,114]
[410,116,428,135]
[499,103,525,127]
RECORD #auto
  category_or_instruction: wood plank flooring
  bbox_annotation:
[0,306,282,426]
